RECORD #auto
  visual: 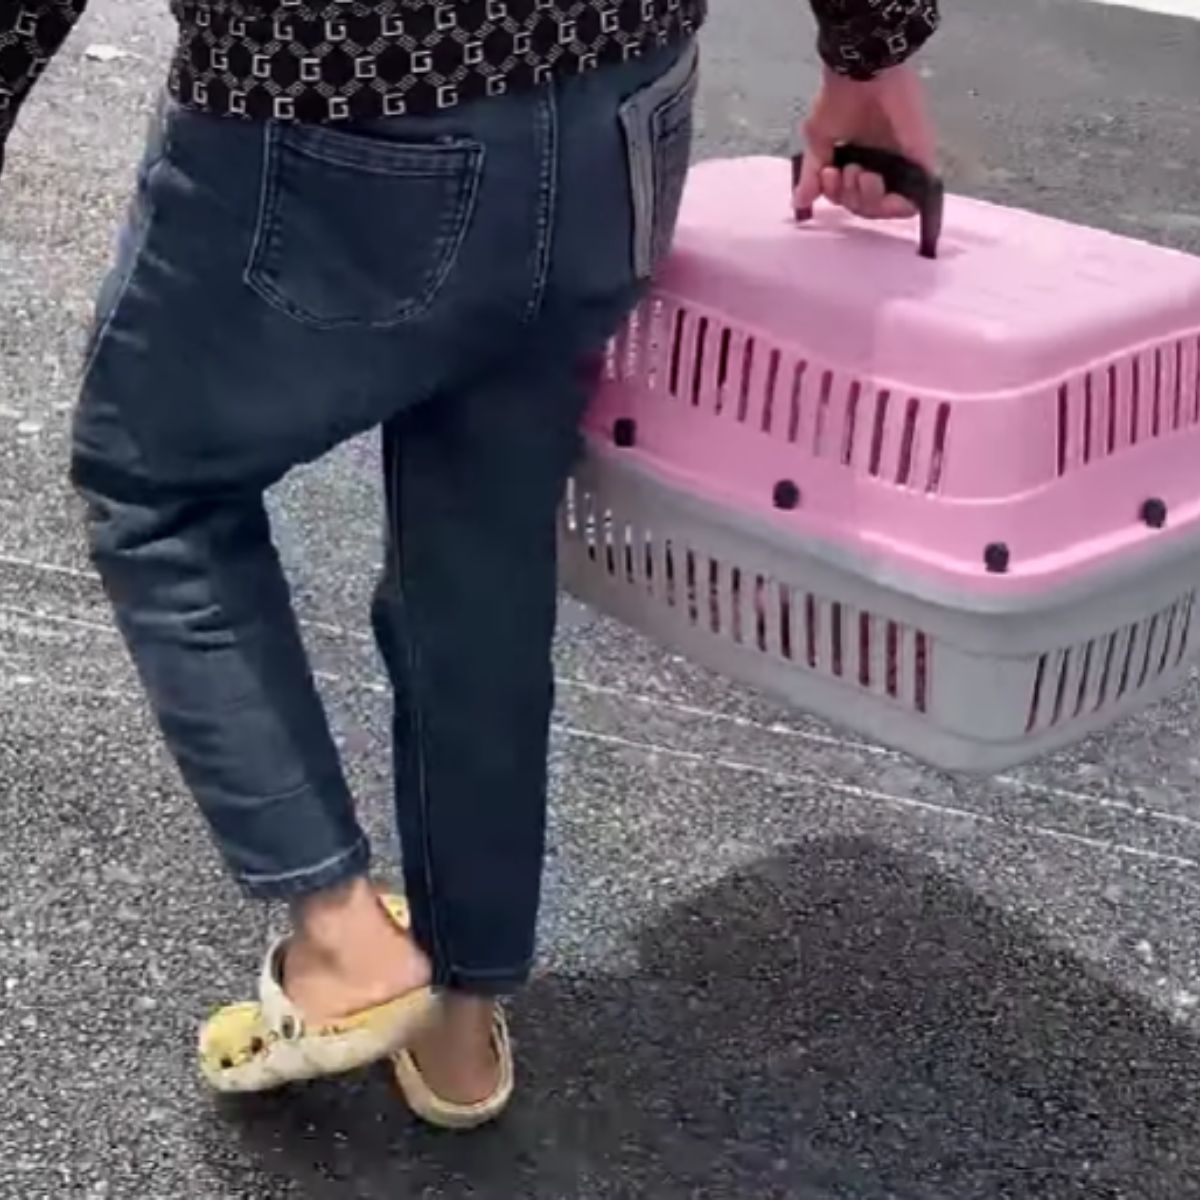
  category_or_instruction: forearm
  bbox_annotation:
[809,0,940,81]
[0,0,88,164]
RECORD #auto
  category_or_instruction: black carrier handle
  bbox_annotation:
[791,144,945,260]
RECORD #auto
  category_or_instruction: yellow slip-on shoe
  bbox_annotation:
[199,894,439,1093]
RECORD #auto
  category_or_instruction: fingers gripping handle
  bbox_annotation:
[791,144,945,260]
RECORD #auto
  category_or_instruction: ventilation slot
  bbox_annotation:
[690,317,710,406]
[787,362,807,444]
[775,590,931,712]
[896,398,920,487]
[572,507,938,714]
[804,376,948,493]
[1056,336,1200,476]
[840,383,861,467]
[643,300,668,392]
[668,307,687,397]
[868,391,889,477]
[1026,591,1197,730]
[562,479,581,536]
[608,303,962,492]
[762,350,782,434]
[926,405,950,493]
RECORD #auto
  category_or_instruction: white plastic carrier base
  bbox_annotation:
[560,449,1200,773]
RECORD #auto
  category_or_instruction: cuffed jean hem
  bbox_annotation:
[436,959,535,998]
[234,836,371,901]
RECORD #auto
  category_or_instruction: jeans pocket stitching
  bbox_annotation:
[287,125,479,178]
[243,121,286,319]
[243,127,484,331]
[420,141,485,325]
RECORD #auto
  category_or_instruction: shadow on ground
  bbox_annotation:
[201,837,1200,1198]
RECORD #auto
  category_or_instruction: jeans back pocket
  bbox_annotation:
[620,41,700,281]
[245,123,484,330]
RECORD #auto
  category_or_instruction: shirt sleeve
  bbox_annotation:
[809,0,941,81]
[0,0,89,168]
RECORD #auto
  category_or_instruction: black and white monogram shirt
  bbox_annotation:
[0,1,939,153]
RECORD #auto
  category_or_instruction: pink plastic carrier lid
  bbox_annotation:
[662,157,1200,396]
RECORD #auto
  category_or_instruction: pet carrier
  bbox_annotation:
[560,150,1200,771]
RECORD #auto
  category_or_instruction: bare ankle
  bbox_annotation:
[291,877,387,952]
[440,994,496,1025]
[281,884,432,1019]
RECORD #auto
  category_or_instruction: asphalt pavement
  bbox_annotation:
[3,0,1200,1196]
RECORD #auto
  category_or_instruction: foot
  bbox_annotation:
[283,879,432,1022]
[407,995,502,1105]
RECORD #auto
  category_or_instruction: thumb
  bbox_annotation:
[795,120,835,217]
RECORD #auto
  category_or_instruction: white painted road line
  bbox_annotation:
[1084,0,1200,19]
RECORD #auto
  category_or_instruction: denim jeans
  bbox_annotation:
[71,43,698,994]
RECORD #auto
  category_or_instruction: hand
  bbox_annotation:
[795,63,936,220]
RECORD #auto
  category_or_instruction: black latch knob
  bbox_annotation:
[1141,498,1168,529]
[773,480,801,511]
[984,542,1010,574]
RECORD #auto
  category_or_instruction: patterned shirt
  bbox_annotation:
[0,1,939,158]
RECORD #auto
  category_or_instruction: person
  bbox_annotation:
[0,0,938,1126]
